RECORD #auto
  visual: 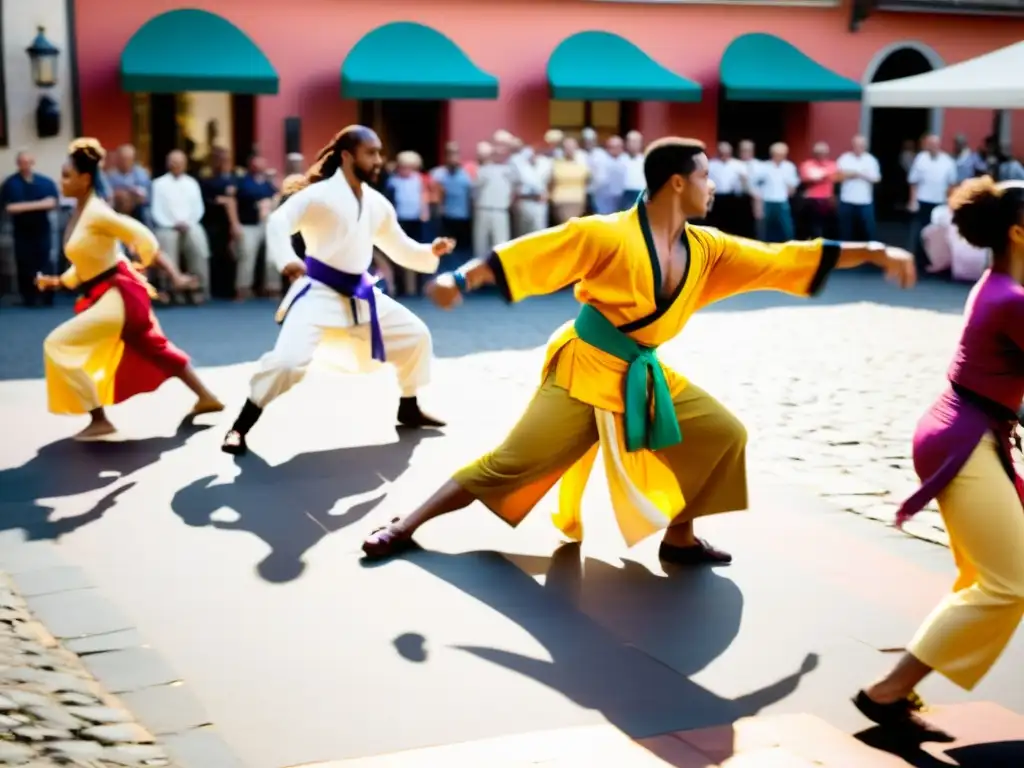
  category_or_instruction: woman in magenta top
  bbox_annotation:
[855,177,1024,731]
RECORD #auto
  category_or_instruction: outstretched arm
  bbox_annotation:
[372,198,441,274]
[696,228,914,310]
[94,204,161,268]
[428,218,600,309]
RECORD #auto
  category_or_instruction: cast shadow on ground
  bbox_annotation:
[0,418,212,540]
[380,542,819,742]
[170,428,443,584]
[858,728,1024,767]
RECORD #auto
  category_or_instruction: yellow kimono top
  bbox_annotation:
[59,195,160,291]
[490,202,837,545]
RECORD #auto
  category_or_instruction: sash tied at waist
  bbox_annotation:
[304,257,385,363]
[573,303,681,452]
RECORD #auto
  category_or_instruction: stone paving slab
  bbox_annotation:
[0,529,239,766]
[0,278,1005,767]
[295,704,1024,766]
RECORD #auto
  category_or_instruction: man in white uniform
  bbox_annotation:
[707,141,748,234]
[221,126,454,455]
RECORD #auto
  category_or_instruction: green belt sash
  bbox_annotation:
[574,304,682,453]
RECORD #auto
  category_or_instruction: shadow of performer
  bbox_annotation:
[170,428,443,583]
[858,728,1024,767]
[0,419,212,540]
[378,542,818,740]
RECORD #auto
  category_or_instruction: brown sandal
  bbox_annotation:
[362,518,415,560]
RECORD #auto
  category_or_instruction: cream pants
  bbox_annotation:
[908,434,1024,690]
[249,280,433,409]
[473,209,511,259]
[155,225,211,297]
[237,223,266,292]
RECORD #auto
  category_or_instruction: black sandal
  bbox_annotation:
[853,690,952,740]
[659,538,733,565]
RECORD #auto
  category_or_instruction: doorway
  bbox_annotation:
[863,46,941,221]
[359,100,444,169]
[134,93,256,176]
[716,94,786,158]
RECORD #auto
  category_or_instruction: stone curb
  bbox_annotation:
[0,528,246,767]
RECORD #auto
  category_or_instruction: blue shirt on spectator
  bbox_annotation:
[386,173,423,221]
[236,174,277,225]
[1,172,59,239]
[430,165,472,220]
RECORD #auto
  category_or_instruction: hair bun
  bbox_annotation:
[68,137,107,163]
[949,176,1004,251]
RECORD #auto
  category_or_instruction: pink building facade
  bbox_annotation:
[72,0,1024,172]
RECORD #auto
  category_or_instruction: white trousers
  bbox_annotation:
[473,209,511,259]
[515,200,549,236]
[236,223,266,291]
[249,280,433,409]
[155,225,211,297]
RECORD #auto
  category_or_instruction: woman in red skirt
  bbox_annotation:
[36,138,222,440]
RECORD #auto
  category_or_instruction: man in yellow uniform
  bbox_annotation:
[363,138,916,564]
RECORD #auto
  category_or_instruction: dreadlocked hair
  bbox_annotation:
[283,125,377,196]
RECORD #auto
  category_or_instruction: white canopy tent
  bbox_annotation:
[864,41,1024,109]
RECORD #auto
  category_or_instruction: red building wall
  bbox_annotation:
[73,0,1024,170]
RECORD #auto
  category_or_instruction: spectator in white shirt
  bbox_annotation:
[737,140,762,238]
[472,141,515,259]
[620,131,645,209]
[707,141,751,235]
[921,202,989,282]
[836,135,881,241]
[581,127,607,213]
[907,134,957,268]
[592,135,626,215]
[752,142,798,242]
[513,146,551,236]
[151,149,210,300]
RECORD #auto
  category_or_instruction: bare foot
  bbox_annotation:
[73,420,118,442]
[191,397,225,416]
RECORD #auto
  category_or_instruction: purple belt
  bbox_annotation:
[303,257,385,363]
[896,384,1022,526]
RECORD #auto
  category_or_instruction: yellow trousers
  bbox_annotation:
[909,434,1024,690]
[453,376,748,536]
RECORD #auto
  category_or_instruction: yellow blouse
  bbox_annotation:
[59,195,160,289]
[491,207,830,546]
[549,159,589,205]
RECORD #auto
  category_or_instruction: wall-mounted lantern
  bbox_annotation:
[27,26,61,139]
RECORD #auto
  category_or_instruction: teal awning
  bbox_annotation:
[548,31,701,102]
[121,10,278,94]
[342,23,497,100]
[720,33,861,102]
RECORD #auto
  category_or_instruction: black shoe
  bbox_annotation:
[853,690,954,741]
[658,538,733,566]
[397,397,446,428]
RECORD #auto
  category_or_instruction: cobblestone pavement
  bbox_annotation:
[0,573,171,766]
[0,271,988,765]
